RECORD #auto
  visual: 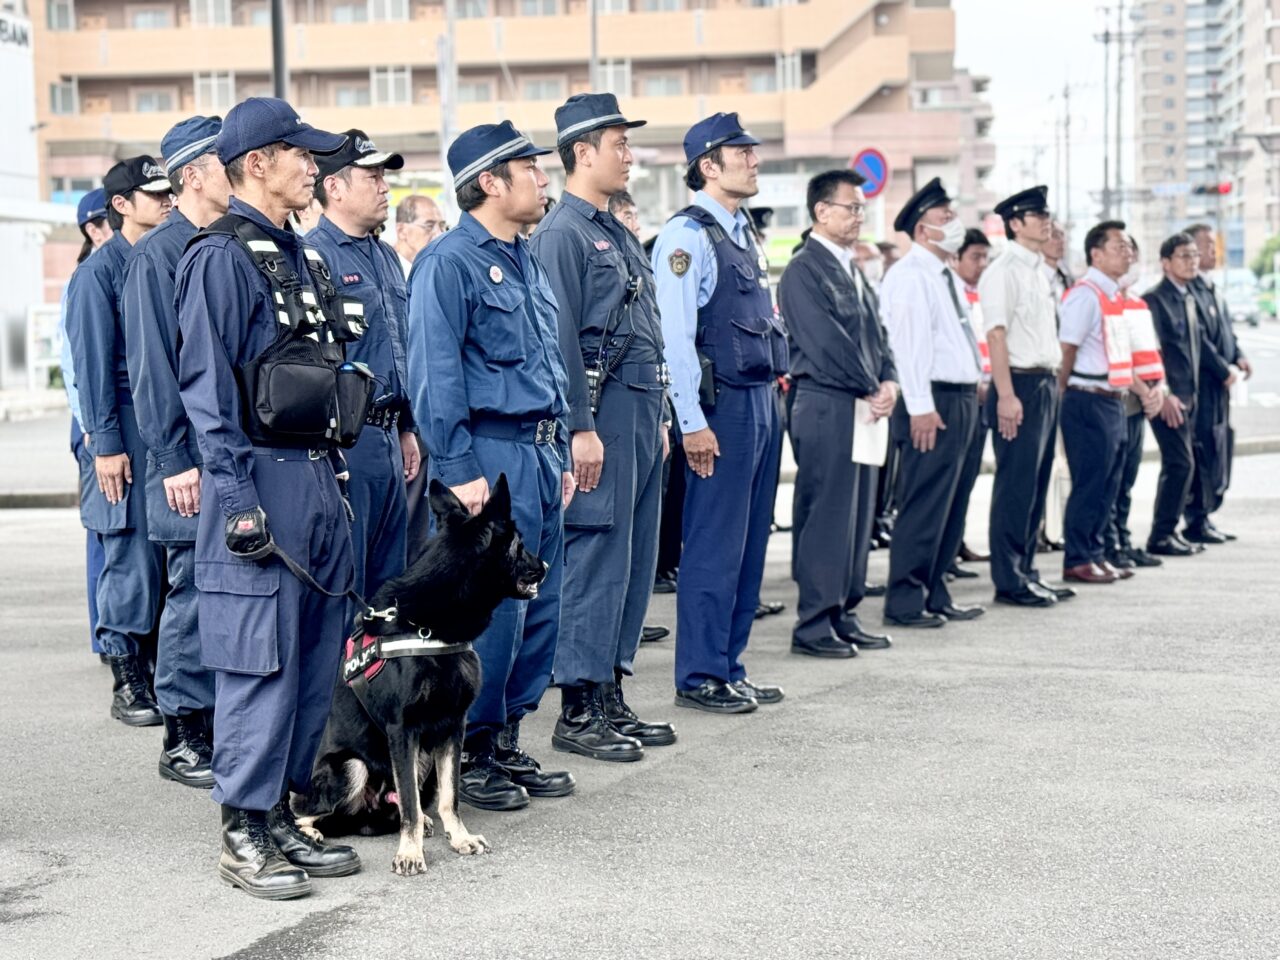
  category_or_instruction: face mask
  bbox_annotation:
[924,217,966,254]
[862,258,884,284]
[1119,266,1141,291]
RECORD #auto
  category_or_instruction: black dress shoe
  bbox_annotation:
[1105,551,1136,570]
[753,600,786,619]
[600,678,677,745]
[158,713,215,789]
[1030,580,1076,601]
[863,582,887,598]
[946,562,979,580]
[1147,536,1194,557]
[927,603,985,621]
[640,624,670,643]
[219,805,312,900]
[1182,525,1226,545]
[791,633,857,658]
[834,619,892,649]
[652,572,678,594]
[731,678,785,704]
[496,722,576,796]
[883,611,946,629]
[552,685,644,762]
[459,749,531,811]
[107,655,162,727]
[770,520,792,533]
[1172,533,1206,553]
[1207,522,1237,541]
[268,798,361,877]
[674,680,759,714]
[1124,546,1163,568]
[994,587,1055,608]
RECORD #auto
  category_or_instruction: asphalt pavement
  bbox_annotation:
[2,449,1279,959]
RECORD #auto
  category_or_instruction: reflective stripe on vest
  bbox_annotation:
[964,287,991,376]
[1075,279,1133,388]
[1123,296,1166,382]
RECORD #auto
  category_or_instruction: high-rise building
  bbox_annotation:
[31,0,995,299]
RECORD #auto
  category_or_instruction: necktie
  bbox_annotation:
[1184,292,1200,391]
[944,267,983,374]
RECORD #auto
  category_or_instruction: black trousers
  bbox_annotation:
[1061,389,1127,569]
[952,399,989,555]
[1104,410,1146,555]
[988,372,1059,593]
[885,384,979,618]
[1148,398,1197,543]
[656,425,686,576]
[1185,383,1230,530]
[789,384,877,642]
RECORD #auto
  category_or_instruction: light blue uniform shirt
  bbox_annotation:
[651,190,753,434]
[1060,266,1124,392]
[59,291,84,428]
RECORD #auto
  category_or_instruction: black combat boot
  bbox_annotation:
[496,721,575,797]
[551,684,644,762]
[107,655,162,727]
[158,713,215,788]
[601,673,677,746]
[267,796,361,877]
[218,805,311,900]
[459,733,530,811]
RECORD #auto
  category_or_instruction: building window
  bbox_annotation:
[522,77,565,100]
[334,83,372,107]
[458,0,487,16]
[638,73,683,96]
[247,3,269,23]
[133,87,177,112]
[520,0,556,13]
[1163,97,1175,107]
[457,79,492,102]
[598,0,627,10]
[47,0,74,30]
[190,0,230,25]
[331,1,368,21]
[50,80,77,115]
[127,5,174,28]
[1162,50,1175,62]
[372,65,411,105]
[195,71,235,111]
[1163,121,1176,132]
[369,0,407,20]
[637,0,680,9]
[1163,73,1176,84]
[598,59,631,95]
[746,67,777,93]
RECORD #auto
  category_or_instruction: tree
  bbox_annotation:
[1250,235,1280,278]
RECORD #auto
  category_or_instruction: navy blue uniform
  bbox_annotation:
[176,197,354,812]
[307,216,414,616]
[653,195,786,691]
[122,208,215,717]
[407,211,570,740]
[529,192,665,687]
[780,236,895,645]
[64,231,163,658]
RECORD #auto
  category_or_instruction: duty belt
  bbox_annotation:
[612,361,672,386]
[365,405,400,430]
[470,413,560,445]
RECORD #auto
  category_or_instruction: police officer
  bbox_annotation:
[652,112,786,714]
[407,120,576,810]
[122,116,229,787]
[981,186,1074,607]
[176,98,360,898]
[308,131,421,614]
[529,93,674,762]
[62,188,111,658]
[65,157,172,725]
[879,178,982,629]
[780,169,897,657]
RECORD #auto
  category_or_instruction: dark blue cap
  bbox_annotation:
[893,177,952,235]
[554,92,646,146]
[77,188,107,227]
[215,97,347,165]
[448,120,552,191]
[162,115,222,176]
[682,112,760,168]
[994,185,1050,221]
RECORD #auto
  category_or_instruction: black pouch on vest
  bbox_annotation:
[240,329,339,446]
[334,361,376,447]
[697,353,717,409]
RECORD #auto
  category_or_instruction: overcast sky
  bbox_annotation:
[953,0,1126,233]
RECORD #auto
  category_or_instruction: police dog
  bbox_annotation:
[292,474,545,876]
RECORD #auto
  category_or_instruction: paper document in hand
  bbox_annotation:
[851,398,889,466]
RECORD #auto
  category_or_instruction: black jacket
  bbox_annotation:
[779,237,896,396]
[1144,277,1203,403]
[1189,275,1244,389]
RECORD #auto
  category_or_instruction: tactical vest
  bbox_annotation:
[189,214,374,449]
[675,205,788,388]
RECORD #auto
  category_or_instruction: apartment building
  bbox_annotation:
[32,0,996,299]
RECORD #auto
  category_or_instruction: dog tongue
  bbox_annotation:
[386,791,399,806]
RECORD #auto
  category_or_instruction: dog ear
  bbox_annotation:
[428,478,470,526]
[482,473,512,520]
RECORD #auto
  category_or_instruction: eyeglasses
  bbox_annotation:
[824,201,866,217]
[1171,251,1199,262]
[411,220,448,234]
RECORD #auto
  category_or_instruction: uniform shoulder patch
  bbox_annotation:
[668,249,691,278]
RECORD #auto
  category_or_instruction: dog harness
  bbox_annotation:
[340,606,474,713]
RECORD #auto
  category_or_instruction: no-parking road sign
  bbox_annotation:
[851,148,890,199]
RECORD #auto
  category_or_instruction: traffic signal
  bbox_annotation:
[1192,183,1233,195]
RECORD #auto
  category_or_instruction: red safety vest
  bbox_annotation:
[1073,279,1133,389]
[1122,295,1165,383]
[964,286,991,376]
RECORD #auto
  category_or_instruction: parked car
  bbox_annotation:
[1223,269,1261,327]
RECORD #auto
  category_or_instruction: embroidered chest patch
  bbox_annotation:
[341,273,362,285]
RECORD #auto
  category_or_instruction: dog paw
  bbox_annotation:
[391,852,427,876]
[298,823,324,842]
[447,831,491,856]
[421,815,435,838]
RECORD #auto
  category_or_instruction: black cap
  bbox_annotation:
[893,177,951,235]
[103,156,170,202]
[316,129,406,178]
[993,185,1050,221]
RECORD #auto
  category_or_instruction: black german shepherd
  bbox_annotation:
[292,474,546,875]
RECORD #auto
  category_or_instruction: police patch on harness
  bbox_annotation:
[668,249,691,278]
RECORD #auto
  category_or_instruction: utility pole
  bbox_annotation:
[1064,81,1072,235]
[589,0,599,90]
[436,0,459,221]
[270,0,287,99]
[1099,12,1112,219]
[1114,0,1126,222]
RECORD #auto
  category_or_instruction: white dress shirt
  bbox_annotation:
[880,243,982,416]
[980,240,1062,369]
[1060,266,1125,391]
[398,251,414,280]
